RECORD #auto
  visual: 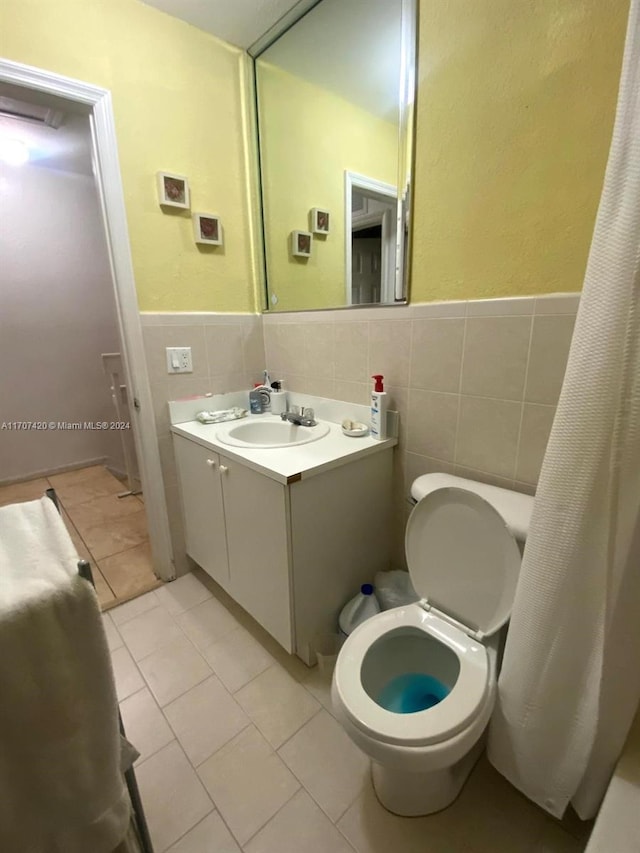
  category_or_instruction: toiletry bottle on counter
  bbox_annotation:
[250,381,272,413]
[249,387,263,414]
[370,374,387,440]
[270,380,288,415]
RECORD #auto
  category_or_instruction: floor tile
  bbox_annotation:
[136,740,213,852]
[119,687,174,765]
[102,613,123,652]
[163,675,250,766]
[92,565,116,607]
[261,638,315,682]
[297,665,337,716]
[80,509,149,560]
[533,822,584,852]
[202,625,274,693]
[110,645,144,701]
[165,811,241,853]
[155,573,212,616]
[65,492,143,530]
[197,725,300,846]
[235,664,320,749]
[59,507,117,604]
[0,477,51,506]
[110,590,160,626]
[176,597,239,651]
[1,477,52,505]
[138,635,212,707]
[49,466,123,506]
[446,757,550,852]
[279,709,369,821]
[119,605,184,661]
[61,508,92,561]
[246,789,355,853]
[99,542,157,599]
[337,778,469,853]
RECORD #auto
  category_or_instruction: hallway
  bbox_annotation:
[0,464,159,607]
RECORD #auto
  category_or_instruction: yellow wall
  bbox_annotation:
[1,0,630,311]
[411,0,629,302]
[0,0,257,312]
[257,63,398,311]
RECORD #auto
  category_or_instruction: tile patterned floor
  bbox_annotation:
[0,466,159,608]
[107,571,591,853]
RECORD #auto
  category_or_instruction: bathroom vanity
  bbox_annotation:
[170,395,397,664]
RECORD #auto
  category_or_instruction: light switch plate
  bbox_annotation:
[166,346,193,374]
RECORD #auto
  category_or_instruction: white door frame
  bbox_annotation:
[0,59,174,581]
[344,171,398,305]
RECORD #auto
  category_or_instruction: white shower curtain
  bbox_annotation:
[487,0,640,821]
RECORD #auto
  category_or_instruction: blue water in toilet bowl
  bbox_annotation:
[377,673,450,714]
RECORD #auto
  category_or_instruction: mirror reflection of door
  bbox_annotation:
[346,175,397,305]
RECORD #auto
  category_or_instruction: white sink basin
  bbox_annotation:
[216,417,330,449]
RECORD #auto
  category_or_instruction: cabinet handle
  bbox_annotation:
[219,464,229,474]
[206,458,217,468]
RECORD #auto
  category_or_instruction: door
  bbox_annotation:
[173,435,229,586]
[220,456,293,652]
[345,171,398,305]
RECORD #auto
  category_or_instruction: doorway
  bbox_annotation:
[0,59,173,601]
[345,171,398,305]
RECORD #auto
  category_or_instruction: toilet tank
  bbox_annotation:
[410,474,534,545]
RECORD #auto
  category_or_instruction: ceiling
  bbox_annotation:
[139,0,403,121]
[259,0,401,121]
[139,0,304,49]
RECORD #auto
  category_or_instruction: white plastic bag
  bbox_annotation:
[374,570,419,610]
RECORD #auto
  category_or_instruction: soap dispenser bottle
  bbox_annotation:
[370,374,387,440]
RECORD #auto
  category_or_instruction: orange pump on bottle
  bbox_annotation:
[370,374,387,440]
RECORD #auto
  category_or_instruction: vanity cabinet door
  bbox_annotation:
[220,456,293,652]
[173,435,229,587]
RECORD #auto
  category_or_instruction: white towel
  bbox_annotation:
[0,497,130,853]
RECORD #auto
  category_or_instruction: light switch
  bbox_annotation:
[166,346,193,374]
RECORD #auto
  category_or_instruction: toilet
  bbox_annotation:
[331,473,534,816]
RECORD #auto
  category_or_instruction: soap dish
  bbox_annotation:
[342,421,369,437]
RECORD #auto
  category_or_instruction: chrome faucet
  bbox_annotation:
[280,406,316,427]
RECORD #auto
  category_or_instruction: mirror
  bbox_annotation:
[253,0,416,312]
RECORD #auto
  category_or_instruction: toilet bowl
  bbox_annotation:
[332,474,534,816]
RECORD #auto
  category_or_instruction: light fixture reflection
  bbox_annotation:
[0,138,30,166]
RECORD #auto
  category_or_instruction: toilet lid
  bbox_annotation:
[405,487,521,638]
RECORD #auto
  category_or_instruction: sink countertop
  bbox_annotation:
[170,415,397,484]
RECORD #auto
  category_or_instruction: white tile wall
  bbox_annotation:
[261,294,578,563]
[141,295,578,573]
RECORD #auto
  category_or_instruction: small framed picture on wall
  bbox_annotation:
[310,208,330,234]
[193,212,223,245]
[157,171,190,209]
[291,230,312,258]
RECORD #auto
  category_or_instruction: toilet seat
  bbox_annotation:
[405,487,522,640]
[333,604,490,747]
